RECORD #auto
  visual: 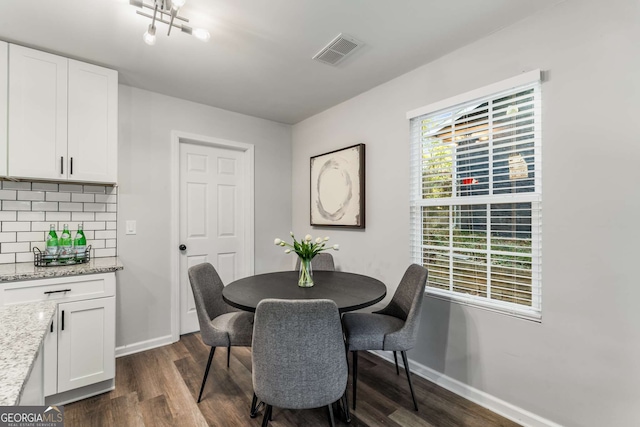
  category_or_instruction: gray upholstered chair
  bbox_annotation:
[342,264,428,411]
[188,262,254,403]
[294,252,335,271]
[252,299,348,427]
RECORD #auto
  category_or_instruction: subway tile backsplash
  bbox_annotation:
[0,181,118,264]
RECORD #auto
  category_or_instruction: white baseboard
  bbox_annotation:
[115,334,175,358]
[369,350,562,427]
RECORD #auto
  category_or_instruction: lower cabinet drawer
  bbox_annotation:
[0,273,115,305]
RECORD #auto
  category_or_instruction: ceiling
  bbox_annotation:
[0,0,563,124]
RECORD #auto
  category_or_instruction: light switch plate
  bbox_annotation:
[126,220,136,235]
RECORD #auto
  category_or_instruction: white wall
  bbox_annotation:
[291,0,640,425]
[116,86,292,349]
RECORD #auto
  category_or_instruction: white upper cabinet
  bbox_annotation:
[68,60,118,183]
[7,44,118,184]
[0,41,7,177]
[8,45,68,181]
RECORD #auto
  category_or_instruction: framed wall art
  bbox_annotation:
[310,143,365,228]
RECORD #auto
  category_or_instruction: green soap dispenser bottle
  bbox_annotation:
[59,224,72,262]
[74,224,87,261]
[45,224,59,260]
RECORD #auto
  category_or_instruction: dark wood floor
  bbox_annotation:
[64,333,520,427]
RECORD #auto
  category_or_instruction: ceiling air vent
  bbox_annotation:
[313,34,363,66]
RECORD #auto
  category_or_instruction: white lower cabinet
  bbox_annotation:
[0,273,116,403]
[57,296,115,393]
[19,342,44,406]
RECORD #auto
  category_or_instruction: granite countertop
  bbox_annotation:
[0,301,57,405]
[0,257,124,282]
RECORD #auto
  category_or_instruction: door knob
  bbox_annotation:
[179,244,187,251]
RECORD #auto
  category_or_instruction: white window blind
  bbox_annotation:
[409,72,542,319]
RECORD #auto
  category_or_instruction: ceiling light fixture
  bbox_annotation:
[143,24,157,45]
[129,0,210,45]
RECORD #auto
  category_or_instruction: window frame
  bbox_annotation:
[407,70,542,321]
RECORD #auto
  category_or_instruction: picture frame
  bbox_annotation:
[310,143,365,228]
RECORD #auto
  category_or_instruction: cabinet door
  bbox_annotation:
[44,315,58,396]
[68,60,118,183]
[0,41,7,177]
[57,296,115,393]
[8,45,68,180]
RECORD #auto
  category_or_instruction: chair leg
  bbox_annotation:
[327,403,336,427]
[352,351,358,410]
[261,405,272,427]
[227,345,231,368]
[250,393,258,418]
[401,351,419,411]
[197,347,216,403]
[344,341,350,372]
[249,393,265,418]
[393,351,400,375]
[340,390,351,423]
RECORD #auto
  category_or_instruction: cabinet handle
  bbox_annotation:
[44,289,71,295]
[61,310,65,331]
[50,321,53,333]
[60,156,64,174]
[70,157,73,175]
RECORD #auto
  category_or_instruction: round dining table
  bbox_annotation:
[222,270,387,313]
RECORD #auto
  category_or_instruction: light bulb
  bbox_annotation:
[143,24,157,45]
[172,0,186,9]
[193,28,210,42]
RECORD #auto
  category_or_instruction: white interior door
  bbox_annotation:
[179,142,247,335]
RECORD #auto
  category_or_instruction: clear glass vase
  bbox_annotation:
[298,257,314,287]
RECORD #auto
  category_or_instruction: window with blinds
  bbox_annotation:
[408,71,542,319]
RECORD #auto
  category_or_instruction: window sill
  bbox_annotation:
[424,288,542,322]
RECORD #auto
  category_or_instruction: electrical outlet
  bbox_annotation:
[126,220,136,235]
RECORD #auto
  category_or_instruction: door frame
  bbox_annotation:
[170,130,255,343]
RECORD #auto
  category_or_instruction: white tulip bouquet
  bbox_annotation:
[274,231,339,258]
[274,232,339,286]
